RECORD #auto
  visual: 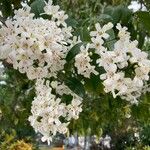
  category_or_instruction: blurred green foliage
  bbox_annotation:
[0,67,36,146]
[0,129,16,150]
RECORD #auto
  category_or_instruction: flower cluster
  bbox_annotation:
[51,81,83,120]
[29,79,82,144]
[0,1,72,79]
[1,0,150,145]
[75,44,98,78]
[0,0,83,144]
[90,23,150,104]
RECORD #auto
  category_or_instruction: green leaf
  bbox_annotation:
[84,75,103,96]
[105,29,116,51]
[65,77,85,98]
[65,18,78,28]
[30,0,45,17]
[103,6,114,16]
[104,5,132,25]
[138,31,146,49]
[96,14,113,23]
[61,94,73,105]
[66,42,83,62]
[79,26,91,42]
[120,7,132,25]
[136,11,150,33]
[111,6,122,24]
[1,0,12,17]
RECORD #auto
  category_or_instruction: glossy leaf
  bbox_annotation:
[65,18,78,28]
[66,42,83,62]
[105,29,116,51]
[65,77,85,98]
[31,0,45,17]
[79,26,91,42]
[136,11,150,33]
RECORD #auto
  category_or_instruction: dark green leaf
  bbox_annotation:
[136,11,150,33]
[84,75,103,96]
[61,94,73,105]
[66,42,83,62]
[105,29,116,51]
[104,5,132,25]
[120,7,132,25]
[111,6,122,24]
[79,26,91,42]
[65,18,78,28]
[1,0,12,17]
[65,77,85,98]
[96,14,113,23]
[138,31,146,49]
[30,0,45,17]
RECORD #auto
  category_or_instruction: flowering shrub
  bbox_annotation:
[0,0,150,145]
[0,1,82,144]
[90,23,150,104]
[0,1,72,79]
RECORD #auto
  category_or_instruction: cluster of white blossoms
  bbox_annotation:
[29,79,82,144]
[1,0,150,145]
[50,80,83,120]
[90,23,150,104]
[0,0,83,144]
[0,1,72,79]
[75,44,98,78]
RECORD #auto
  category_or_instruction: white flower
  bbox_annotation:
[91,22,150,104]
[29,79,68,144]
[90,22,113,39]
[75,44,98,78]
[90,37,107,55]
[29,79,83,144]
[100,135,111,149]
[116,23,130,40]
[44,0,60,16]
[0,1,73,80]
[54,11,68,26]
[41,136,52,145]
[67,98,82,120]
